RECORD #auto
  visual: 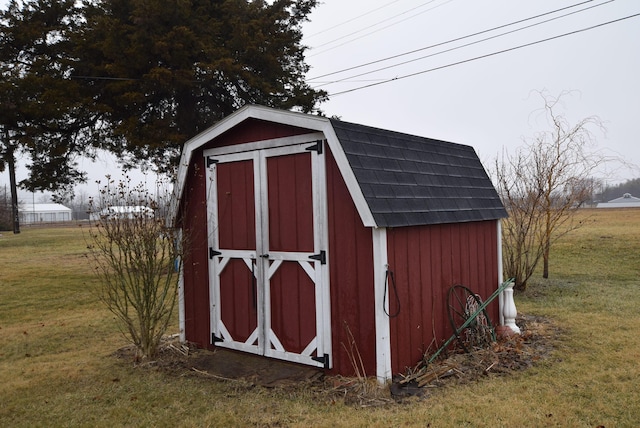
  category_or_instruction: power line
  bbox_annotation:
[308,0,600,81]
[304,0,405,40]
[328,12,640,97]
[311,0,615,88]
[308,0,453,57]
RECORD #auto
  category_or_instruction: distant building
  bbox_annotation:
[89,205,154,221]
[596,193,640,208]
[20,203,72,223]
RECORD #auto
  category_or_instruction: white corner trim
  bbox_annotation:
[372,227,392,383]
[497,219,504,326]
[177,228,186,342]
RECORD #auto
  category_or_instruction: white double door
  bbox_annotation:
[205,139,331,368]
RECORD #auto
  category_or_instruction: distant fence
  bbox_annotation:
[20,220,90,229]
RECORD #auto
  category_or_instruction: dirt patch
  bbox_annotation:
[390,314,560,400]
[114,337,323,388]
[114,313,559,406]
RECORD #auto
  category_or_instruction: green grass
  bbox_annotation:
[1,209,639,427]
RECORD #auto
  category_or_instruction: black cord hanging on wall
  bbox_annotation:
[384,267,401,318]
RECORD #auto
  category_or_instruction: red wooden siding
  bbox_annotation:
[267,153,314,252]
[325,149,377,377]
[387,220,500,374]
[180,153,212,348]
[217,160,256,250]
[220,259,257,342]
[205,118,312,151]
[269,262,317,354]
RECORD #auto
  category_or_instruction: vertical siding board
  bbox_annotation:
[406,229,425,366]
[481,223,491,296]
[419,227,435,355]
[429,225,445,350]
[267,154,313,252]
[269,262,316,354]
[356,225,376,371]
[219,259,256,342]
[217,160,256,251]
[389,228,411,373]
[469,222,480,294]
[461,223,472,286]
[181,155,211,348]
[438,224,453,346]
[326,149,376,376]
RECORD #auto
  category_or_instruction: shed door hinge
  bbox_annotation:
[211,333,223,344]
[209,248,221,259]
[206,156,219,168]
[305,140,323,154]
[311,353,330,369]
[309,250,326,265]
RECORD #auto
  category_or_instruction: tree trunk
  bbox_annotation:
[7,145,20,234]
[542,238,550,278]
[543,202,551,279]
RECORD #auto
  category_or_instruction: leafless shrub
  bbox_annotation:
[87,176,184,360]
[493,91,609,290]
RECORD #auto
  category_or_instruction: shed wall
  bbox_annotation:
[212,118,313,148]
[326,149,377,377]
[181,154,212,348]
[386,220,500,374]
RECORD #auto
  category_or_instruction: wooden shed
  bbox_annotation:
[170,105,510,381]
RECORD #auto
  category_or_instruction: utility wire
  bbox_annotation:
[308,0,452,57]
[328,12,640,97]
[308,0,599,81]
[304,0,405,40]
[312,0,614,88]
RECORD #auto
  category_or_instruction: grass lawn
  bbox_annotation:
[1,209,639,427]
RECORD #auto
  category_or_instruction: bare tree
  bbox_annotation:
[86,177,184,360]
[494,91,607,290]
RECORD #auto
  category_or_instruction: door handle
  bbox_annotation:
[260,254,270,259]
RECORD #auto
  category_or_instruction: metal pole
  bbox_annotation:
[7,145,20,234]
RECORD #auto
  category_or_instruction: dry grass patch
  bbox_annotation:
[2,210,640,426]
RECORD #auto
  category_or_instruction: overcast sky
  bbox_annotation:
[301,0,640,184]
[2,0,639,201]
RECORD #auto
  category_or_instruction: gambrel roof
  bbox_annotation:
[329,119,506,227]
[171,105,506,228]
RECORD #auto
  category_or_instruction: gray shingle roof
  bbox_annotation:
[329,118,507,227]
